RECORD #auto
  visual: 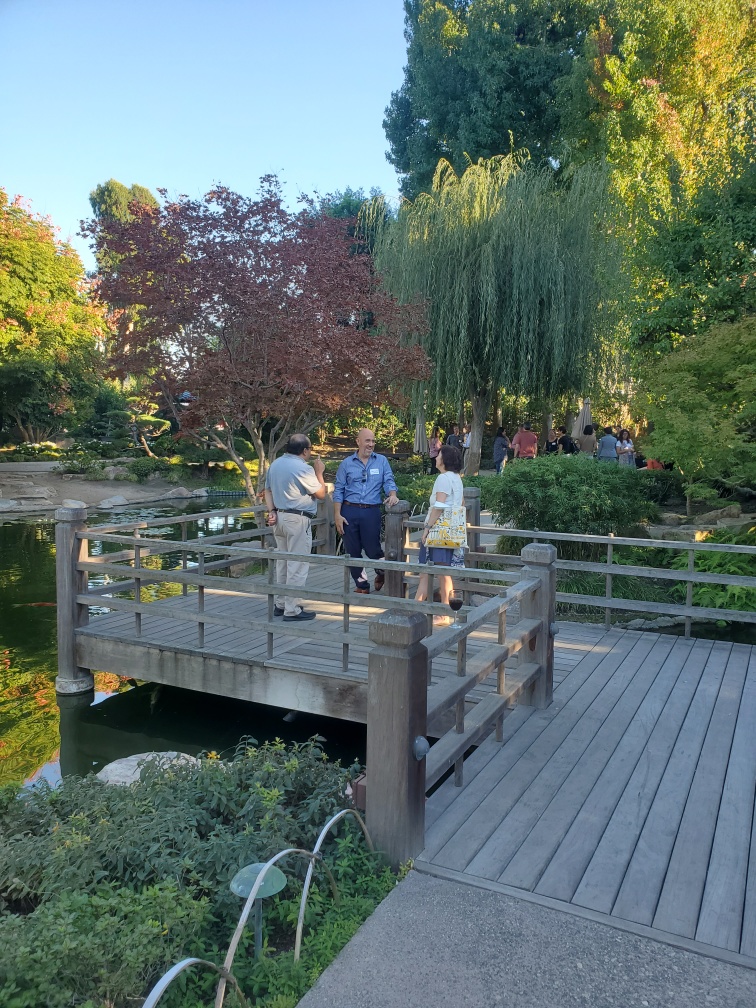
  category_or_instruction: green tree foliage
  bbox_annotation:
[639,316,756,508]
[633,153,756,350]
[370,155,615,473]
[0,189,106,441]
[386,1,756,208]
[89,178,158,222]
[318,186,381,219]
[384,0,598,198]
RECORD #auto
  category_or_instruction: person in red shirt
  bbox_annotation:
[512,422,539,459]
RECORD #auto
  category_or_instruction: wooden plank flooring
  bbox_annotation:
[418,627,756,966]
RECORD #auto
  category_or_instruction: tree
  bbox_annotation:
[639,316,756,512]
[89,179,158,223]
[632,152,756,351]
[0,190,107,441]
[384,0,597,198]
[370,155,616,474]
[84,179,429,497]
[318,187,381,220]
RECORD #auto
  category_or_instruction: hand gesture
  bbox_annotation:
[312,456,325,476]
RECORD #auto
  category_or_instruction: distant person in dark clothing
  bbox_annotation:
[544,428,559,454]
[428,425,442,475]
[445,425,462,450]
[557,426,578,455]
[493,427,509,473]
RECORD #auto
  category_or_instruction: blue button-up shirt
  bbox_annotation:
[333,452,398,505]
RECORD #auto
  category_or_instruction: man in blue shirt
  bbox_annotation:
[333,429,399,593]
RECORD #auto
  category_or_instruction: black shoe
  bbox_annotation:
[282,610,317,622]
[273,606,284,617]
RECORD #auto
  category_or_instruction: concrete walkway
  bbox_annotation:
[297,872,755,1008]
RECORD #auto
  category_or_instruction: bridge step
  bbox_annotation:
[425,663,541,789]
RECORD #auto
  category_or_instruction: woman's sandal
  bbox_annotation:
[433,615,452,626]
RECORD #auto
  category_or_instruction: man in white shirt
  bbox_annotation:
[264,433,326,621]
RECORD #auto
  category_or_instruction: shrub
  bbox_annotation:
[485,456,657,535]
[669,525,756,612]
[638,468,684,505]
[0,740,391,1008]
[127,456,172,482]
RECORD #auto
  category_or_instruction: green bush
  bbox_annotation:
[637,468,684,505]
[670,525,756,612]
[0,740,392,1008]
[127,456,172,482]
[485,456,657,534]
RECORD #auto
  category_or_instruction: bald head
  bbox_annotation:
[356,429,375,460]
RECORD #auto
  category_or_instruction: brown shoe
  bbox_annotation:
[354,580,370,594]
[374,574,385,592]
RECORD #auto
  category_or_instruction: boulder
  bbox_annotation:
[61,498,87,508]
[0,499,19,511]
[103,465,129,480]
[660,513,686,526]
[97,751,200,786]
[97,495,130,508]
[159,487,193,499]
[9,485,53,499]
[696,503,741,525]
[191,487,209,497]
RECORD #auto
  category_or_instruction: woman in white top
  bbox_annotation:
[415,444,464,623]
[616,429,635,466]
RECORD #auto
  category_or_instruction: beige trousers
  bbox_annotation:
[273,512,312,616]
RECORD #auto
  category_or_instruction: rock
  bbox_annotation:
[97,495,130,508]
[10,485,53,499]
[191,487,209,497]
[647,525,701,541]
[146,472,163,482]
[62,498,87,508]
[660,513,686,526]
[159,487,192,499]
[0,499,19,511]
[103,465,129,480]
[97,751,200,786]
[695,503,742,525]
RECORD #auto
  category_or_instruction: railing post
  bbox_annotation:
[519,543,557,709]
[384,499,411,598]
[55,506,94,695]
[463,486,481,565]
[367,610,428,866]
[315,483,336,555]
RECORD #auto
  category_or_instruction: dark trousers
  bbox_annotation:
[341,504,384,585]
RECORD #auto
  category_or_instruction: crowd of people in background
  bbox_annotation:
[474,422,652,469]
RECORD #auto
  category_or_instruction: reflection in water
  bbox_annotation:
[1,501,365,787]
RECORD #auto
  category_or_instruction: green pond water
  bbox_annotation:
[0,500,366,787]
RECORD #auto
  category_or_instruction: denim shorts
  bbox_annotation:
[418,543,454,566]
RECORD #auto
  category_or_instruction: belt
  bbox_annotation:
[278,508,315,517]
[344,502,381,509]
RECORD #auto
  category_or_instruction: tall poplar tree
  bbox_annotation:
[370,156,615,473]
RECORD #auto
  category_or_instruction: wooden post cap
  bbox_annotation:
[55,506,88,521]
[369,609,428,646]
[385,499,411,514]
[521,543,557,565]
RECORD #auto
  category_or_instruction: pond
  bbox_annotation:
[0,500,366,788]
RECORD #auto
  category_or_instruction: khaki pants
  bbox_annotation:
[273,513,312,616]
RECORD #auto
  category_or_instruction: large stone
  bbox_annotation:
[97,495,130,508]
[97,751,200,786]
[191,487,209,497]
[8,485,53,499]
[0,499,19,511]
[660,513,686,526]
[103,465,129,480]
[62,498,87,508]
[159,487,193,499]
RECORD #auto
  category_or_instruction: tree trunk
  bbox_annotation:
[208,431,257,502]
[466,388,492,475]
[138,434,157,458]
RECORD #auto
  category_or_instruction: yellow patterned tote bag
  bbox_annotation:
[425,506,468,548]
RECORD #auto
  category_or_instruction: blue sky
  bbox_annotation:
[0,0,408,269]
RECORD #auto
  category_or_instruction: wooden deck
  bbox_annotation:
[418,625,756,967]
[77,563,574,726]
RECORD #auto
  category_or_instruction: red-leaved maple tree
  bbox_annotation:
[83,178,428,496]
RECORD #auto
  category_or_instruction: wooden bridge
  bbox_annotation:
[54,498,756,969]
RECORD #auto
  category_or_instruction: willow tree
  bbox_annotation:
[370,155,615,473]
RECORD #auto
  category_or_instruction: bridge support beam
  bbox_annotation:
[367,610,428,867]
[519,543,557,708]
